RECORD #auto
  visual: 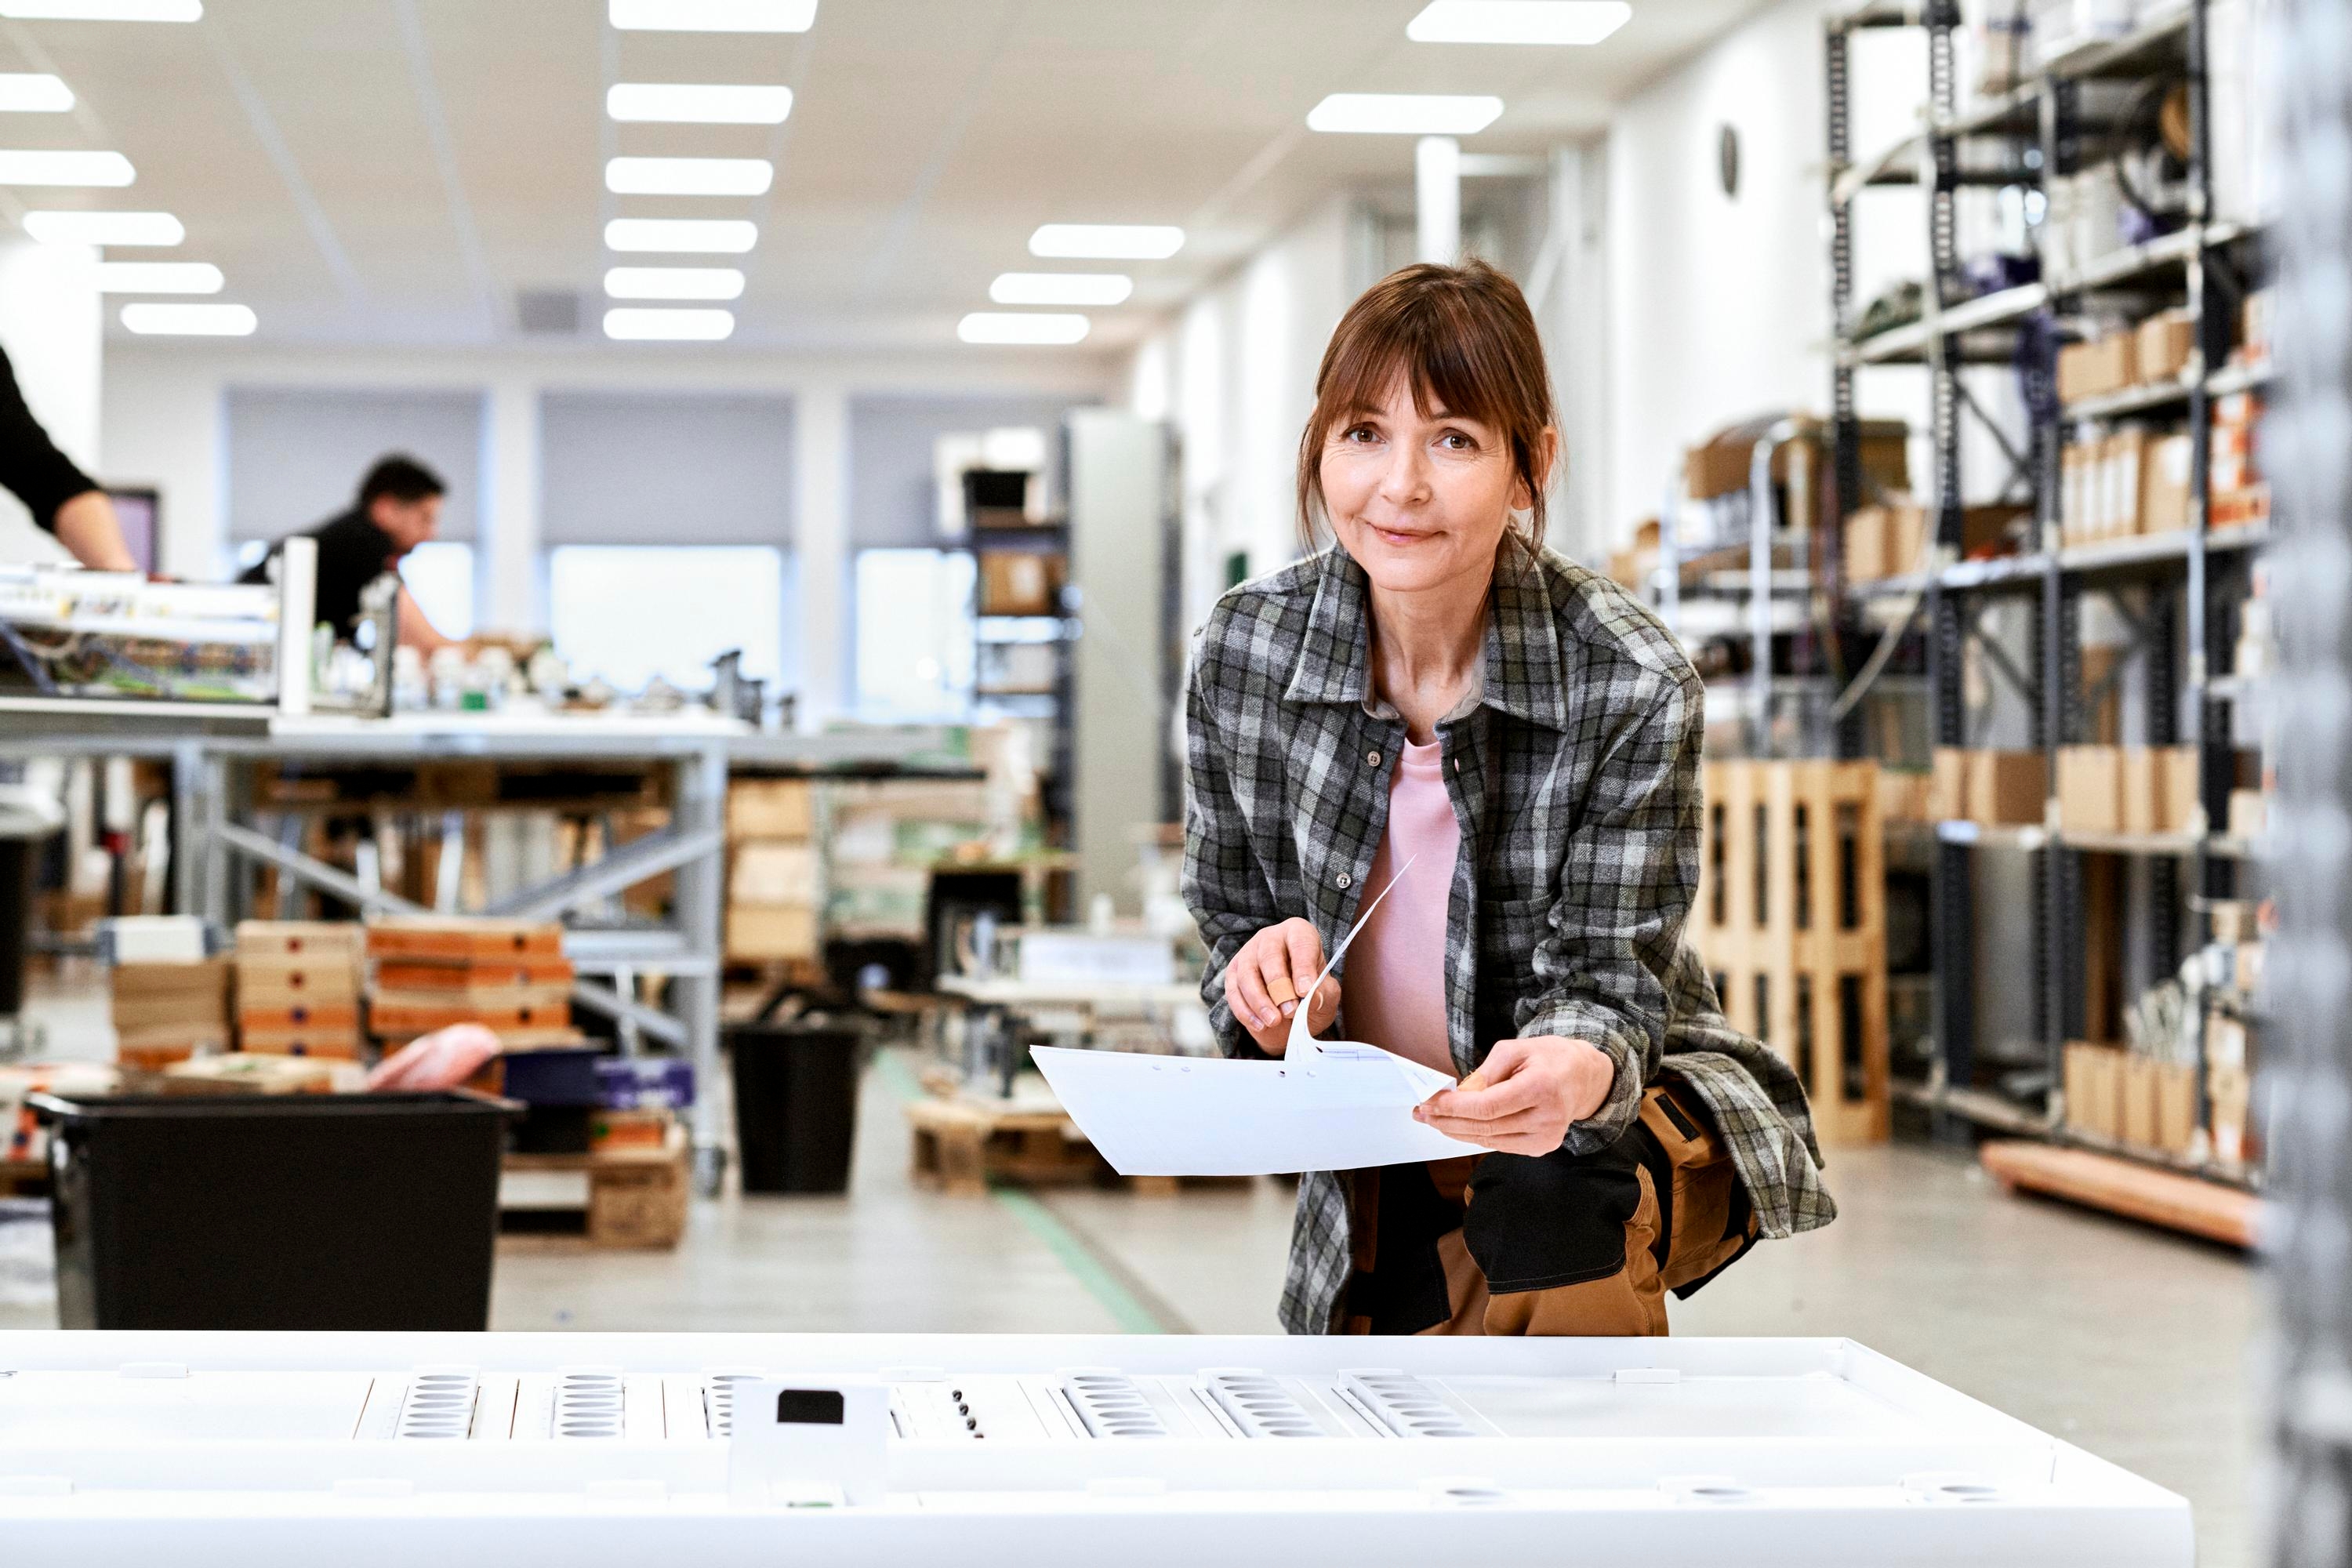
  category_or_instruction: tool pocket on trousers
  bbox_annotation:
[1461,1141,1643,1294]
[1638,1080,1759,1296]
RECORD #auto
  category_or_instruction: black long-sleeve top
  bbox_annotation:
[0,340,99,532]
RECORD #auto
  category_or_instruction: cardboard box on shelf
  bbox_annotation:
[2140,434,2195,536]
[2063,1042,2122,1140]
[1930,747,1969,823]
[726,779,814,840]
[1965,749,2046,826]
[2057,746,2122,833]
[2134,309,2196,386]
[2213,485,2272,532]
[1879,770,1934,826]
[728,841,819,907]
[727,903,820,962]
[1843,507,1889,583]
[977,550,1063,616]
[2119,748,2159,835]
[1682,418,1908,503]
[2159,745,2203,834]
[2212,419,2259,493]
[373,958,575,994]
[111,958,230,1037]
[2227,788,2267,840]
[2058,330,2139,403]
[236,1001,358,1033]
[233,1030,360,1061]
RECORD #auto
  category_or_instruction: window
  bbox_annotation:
[399,541,477,641]
[855,548,975,719]
[549,545,787,694]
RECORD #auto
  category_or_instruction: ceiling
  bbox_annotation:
[0,0,1762,354]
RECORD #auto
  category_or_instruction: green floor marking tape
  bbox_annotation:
[869,1047,1185,1334]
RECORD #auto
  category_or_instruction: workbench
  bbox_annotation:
[0,1329,2190,1564]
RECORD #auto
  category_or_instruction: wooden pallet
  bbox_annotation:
[906,1095,1102,1196]
[500,1126,689,1248]
[1980,1138,2257,1248]
[1693,759,1891,1145]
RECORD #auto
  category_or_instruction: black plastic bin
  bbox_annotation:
[30,1090,514,1330]
[728,1022,862,1194]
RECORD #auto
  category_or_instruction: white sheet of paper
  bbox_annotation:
[1031,857,1483,1177]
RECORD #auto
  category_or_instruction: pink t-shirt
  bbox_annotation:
[1342,736,1461,1076]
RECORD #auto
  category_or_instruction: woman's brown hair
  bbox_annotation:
[1296,258,1556,549]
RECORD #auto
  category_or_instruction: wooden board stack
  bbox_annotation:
[234,922,364,1060]
[110,956,230,1072]
[364,916,579,1050]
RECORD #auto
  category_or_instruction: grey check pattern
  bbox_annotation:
[1182,533,1838,1335]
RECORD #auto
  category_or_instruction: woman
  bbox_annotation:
[1183,260,1835,1337]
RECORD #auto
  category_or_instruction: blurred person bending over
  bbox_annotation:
[241,452,456,654]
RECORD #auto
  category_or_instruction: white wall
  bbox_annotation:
[1128,194,1359,637]
[1599,0,2035,545]
[0,237,103,564]
[101,340,1119,721]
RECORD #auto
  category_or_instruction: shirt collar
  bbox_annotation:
[1282,532,1570,732]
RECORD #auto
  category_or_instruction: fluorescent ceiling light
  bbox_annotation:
[607,83,792,124]
[0,74,73,113]
[0,0,200,16]
[604,217,757,253]
[0,149,134,187]
[608,0,815,32]
[604,307,735,342]
[1305,93,1504,135]
[958,312,1090,346]
[989,271,1132,307]
[1406,1,1631,45]
[604,265,744,301]
[23,209,181,245]
[605,155,772,197]
[96,260,221,293]
[120,302,254,336]
[1026,224,1182,261]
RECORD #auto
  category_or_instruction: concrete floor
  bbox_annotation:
[5,971,2259,1566]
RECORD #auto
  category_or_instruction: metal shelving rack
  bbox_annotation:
[1824,0,2269,1178]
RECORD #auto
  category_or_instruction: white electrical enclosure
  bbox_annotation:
[0,1332,2188,1565]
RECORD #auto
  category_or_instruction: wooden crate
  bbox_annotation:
[502,1127,690,1250]
[905,1096,1101,1196]
[1693,760,1890,1145]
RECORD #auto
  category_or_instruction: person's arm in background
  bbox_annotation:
[0,343,136,571]
[396,582,456,655]
[49,490,136,572]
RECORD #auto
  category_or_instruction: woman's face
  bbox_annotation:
[1319,373,1547,596]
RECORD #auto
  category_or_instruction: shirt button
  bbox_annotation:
[1336,873,1352,889]
[1365,749,1380,767]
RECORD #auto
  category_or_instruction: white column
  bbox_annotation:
[1415,135,1462,265]
[482,376,541,630]
[793,382,851,728]
[0,236,101,564]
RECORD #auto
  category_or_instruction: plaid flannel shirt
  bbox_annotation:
[1182,533,1838,1335]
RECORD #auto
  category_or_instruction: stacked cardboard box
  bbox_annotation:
[726,778,818,963]
[2211,390,2269,531]
[234,921,363,1059]
[2060,430,2194,546]
[2063,1041,2196,1156]
[2058,745,2201,835]
[1929,747,2046,826]
[110,956,230,1071]
[364,916,577,1050]
[1842,502,2025,582]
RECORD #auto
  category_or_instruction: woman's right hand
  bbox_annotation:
[1225,918,1339,1056]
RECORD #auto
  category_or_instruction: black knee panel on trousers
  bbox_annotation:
[1463,1135,1646,1294]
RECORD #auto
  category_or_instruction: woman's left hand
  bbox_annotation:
[1413,1036,1617,1156]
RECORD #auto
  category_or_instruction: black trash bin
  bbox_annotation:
[728,1022,862,1194]
[31,1090,514,1330]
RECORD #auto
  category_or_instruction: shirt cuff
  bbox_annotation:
[1519,1004,1650,1154]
